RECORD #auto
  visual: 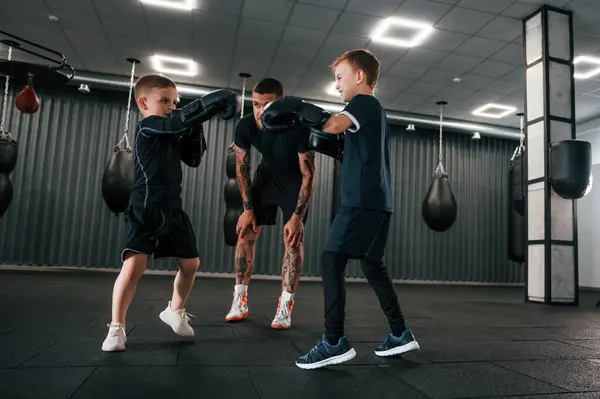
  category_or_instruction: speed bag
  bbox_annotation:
[549,139,591,200]
[509,151,525,216]
[422,169,458,232]
[0,132,18,175]
[101,147,135,215]
[0,173,13,218]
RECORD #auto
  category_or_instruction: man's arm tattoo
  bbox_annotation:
[294,151,316,218]
[235,145,253,210]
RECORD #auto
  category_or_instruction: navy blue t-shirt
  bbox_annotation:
[130,111,203,209]
[339,94,393,213]
[234,113,312,178]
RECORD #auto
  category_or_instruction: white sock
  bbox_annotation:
[235,284,248,294]
[281,291,294,302]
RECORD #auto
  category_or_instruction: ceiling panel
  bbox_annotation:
[242,0,294,24]
[456,0,515,14]
[331,12,383,38]
[454,37,508,59]
[297,0,347,9]
[393,0,453,24]
[434,7,496,34]
[476,16,523,42]
[345,1,402,18]
[288,4,341,31]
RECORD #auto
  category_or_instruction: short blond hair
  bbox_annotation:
[330,49,380,88]
[134,73,176,99]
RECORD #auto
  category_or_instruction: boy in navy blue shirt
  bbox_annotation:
[102,73,236,352]
[262,49,420,369]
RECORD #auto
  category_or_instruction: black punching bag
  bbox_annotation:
[422,163,458,232]
[224,143,243,246]
[0,173,13,218]
[0,131,17,174]
[549,140,592,199]
[508,151,526,262]
[102,146,135,215]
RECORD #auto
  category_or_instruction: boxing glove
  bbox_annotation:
[180,89,238,127]
[309,129,344,162]
[261,98,305,130]
[297,103,332,131]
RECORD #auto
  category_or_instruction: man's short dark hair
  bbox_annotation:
[253,78,284,97]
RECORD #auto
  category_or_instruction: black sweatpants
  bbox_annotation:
[321,207,406,342]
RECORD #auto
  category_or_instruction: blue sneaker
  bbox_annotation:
[374,330,420,357]
[295,336,357,370]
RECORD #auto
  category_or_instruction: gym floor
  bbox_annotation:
[1,270,600,399]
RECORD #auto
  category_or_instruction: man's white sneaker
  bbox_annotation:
[225,286,249,322]
[101,323,127,352]
[159,301,195,337]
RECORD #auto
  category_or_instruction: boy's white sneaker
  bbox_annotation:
[159,301,195,337]
[101,323,127,352]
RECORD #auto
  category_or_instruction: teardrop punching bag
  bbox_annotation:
[0,131,17,174]
[549,139,591,200]
[224,143,243,246]
[508,148,526,263]
[102,143,135,215]
[422,101,458,232]
[15,83,40,114]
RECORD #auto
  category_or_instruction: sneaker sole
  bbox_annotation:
[159,311,195,338]
[225,311,249,322]
[101,345,125,352]
[295,348,357,370]
[374,341,420,357]
[271,323,290,330]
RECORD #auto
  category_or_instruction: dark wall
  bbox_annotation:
[0,84,523,284]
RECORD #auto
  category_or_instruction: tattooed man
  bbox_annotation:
[225,78,316,329]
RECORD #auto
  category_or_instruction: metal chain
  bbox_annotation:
[519,113,525,150]
[240,75,247,118]
[438,102,444,164]
[118,61,137,150]
[1,46,13,132]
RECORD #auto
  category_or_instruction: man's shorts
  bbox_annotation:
[324,207,391,262]
[121,205,199,262]
[250,164,309,226]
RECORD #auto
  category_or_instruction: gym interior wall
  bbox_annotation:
[0,84,523,284]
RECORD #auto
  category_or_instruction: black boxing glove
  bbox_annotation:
[297,103,332,131]
[261,97,305,130]
[179,126,207,168]
[308,129,344,162]
[180,89,238,127]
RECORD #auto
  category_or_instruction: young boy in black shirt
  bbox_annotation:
[261,49,420,369]
[102,73,237,352]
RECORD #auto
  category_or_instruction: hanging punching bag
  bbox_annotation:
[549,139,591,199]
[15,82,40,115]
[422,162,458,232]
[0,173,13,218]
[224,143,243,246]
[102,144,135,215]
[0,131,17,174]
[508,150,526,263]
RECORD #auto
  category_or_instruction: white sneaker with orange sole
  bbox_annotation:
[271,291,294,329]
[226,285,249,322]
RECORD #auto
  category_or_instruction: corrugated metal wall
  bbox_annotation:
[0,85,522,283]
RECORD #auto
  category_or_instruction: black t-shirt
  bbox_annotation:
[339,94,393,213]
[130,113,201,209]
[234,113,312,178]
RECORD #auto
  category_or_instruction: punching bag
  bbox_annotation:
[422,162,458,232]
[101,145,135,215]
[15,83,40,114]
[0,173,13,218]
[508,150,526,262]
[224,143,243,246]
[549,139,591,199]
[0,131,17,174]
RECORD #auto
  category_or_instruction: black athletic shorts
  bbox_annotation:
[121,205,199,262]
[324,207,391,262]
[251,163,309,226]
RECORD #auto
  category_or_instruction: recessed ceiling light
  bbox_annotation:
[325,82,339,97]
[370,16,434,48]
[574,55,600,79]
[472,103,517,119]
[140,0,195,11]
[151,54,199,77]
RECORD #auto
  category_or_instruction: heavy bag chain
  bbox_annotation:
[0,46,13,135]
[116,60,137,151]
[435,101,448,177]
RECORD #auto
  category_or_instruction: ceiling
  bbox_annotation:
[2,0,600,128]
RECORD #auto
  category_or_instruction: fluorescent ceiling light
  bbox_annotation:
[151,55,199,77]
[140,0,195,10]
[574,55,600,79]
[472,103,516,119]
[370,16,434,47]
[325,82,339,97]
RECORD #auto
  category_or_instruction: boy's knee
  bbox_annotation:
[179,257,200,274]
